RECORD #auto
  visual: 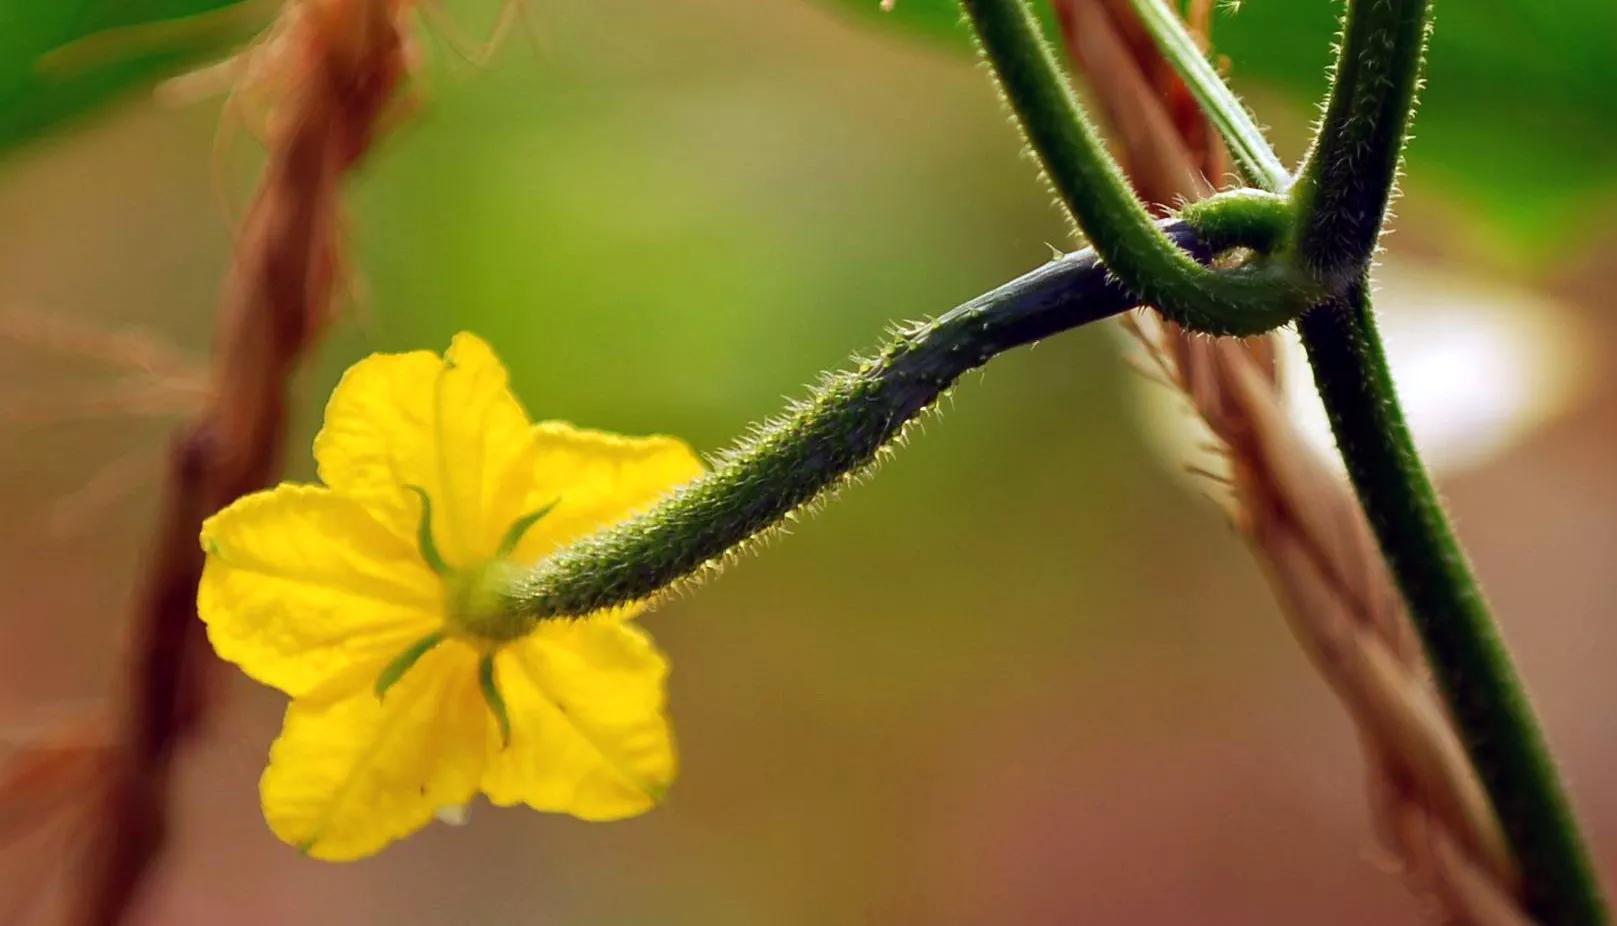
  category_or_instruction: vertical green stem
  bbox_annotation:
[1301,285,1608,925]
[1284,0,1608,916]
[1290,0,1430,280]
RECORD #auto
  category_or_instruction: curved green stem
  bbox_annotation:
[501,221,1244,619]
[1302,286,1609,925]
[1125,0,1289,192]
[1179,190,1292,254]
[1290,0,1430,281]
[959,0,1319,335]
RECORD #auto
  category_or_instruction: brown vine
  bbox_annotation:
[0,3,416,923]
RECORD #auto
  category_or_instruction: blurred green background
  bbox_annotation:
[2,0,1614,922]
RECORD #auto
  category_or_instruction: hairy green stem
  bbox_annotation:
[1290,0,1430,281]
[1302,287,1608,925]
[1119,0,1609,915]
[958,0,1319,335]
[503,222,1228,618]
[1179,190,1292,254]
[1125,0,1289,192]
[1286,0,1607,916]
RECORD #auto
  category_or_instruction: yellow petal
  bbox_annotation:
[480,618,675,820]
[499,422,704,567]
[261,642,489,861]
[313,333,533,566]
[199,485,442,700]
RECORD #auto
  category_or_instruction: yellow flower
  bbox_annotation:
[198,333,703,860]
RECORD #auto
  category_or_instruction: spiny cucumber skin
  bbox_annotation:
[502,224,1205,620]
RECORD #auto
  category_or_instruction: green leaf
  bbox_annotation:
[0,0,267,156]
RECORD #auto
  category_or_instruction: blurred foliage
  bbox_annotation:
[9,0,1617,258]
[0,0,260,153]
[820,0,1617,259]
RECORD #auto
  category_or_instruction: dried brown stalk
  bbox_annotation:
[1,2,415,924]
[1050,1,1528,921]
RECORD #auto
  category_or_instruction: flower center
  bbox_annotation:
[403,485,556,645]
[443,559,535,644]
